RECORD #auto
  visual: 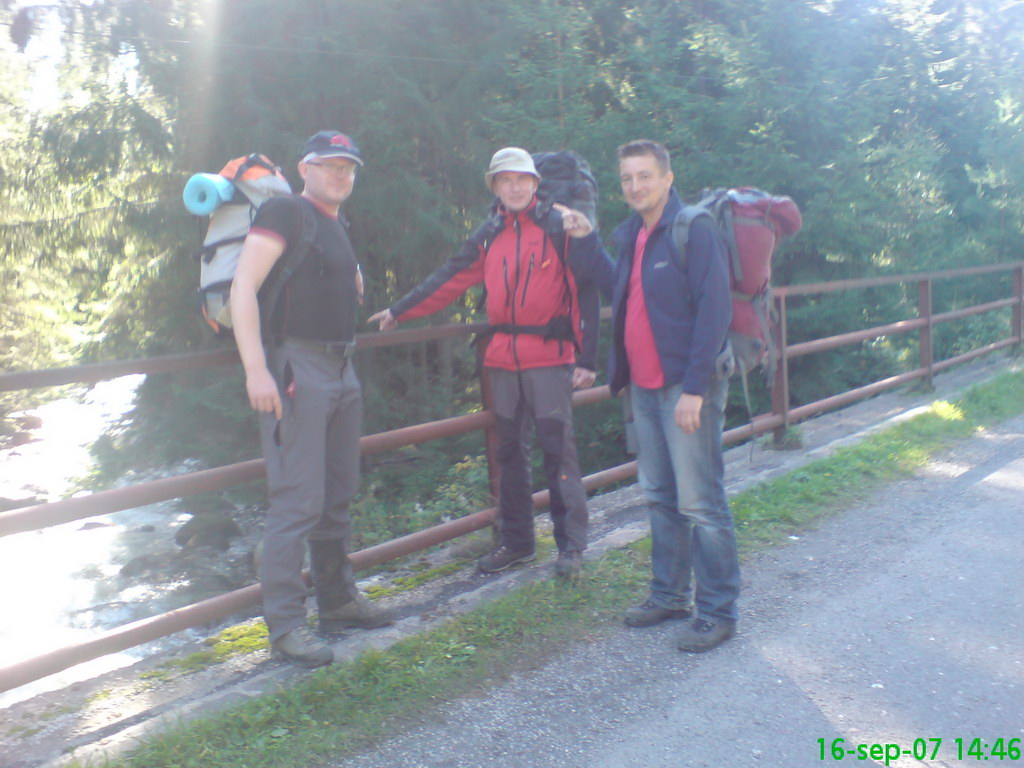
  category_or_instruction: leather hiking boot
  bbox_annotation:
[676,617,736,652]
[318,595,395,634]
[554,550,583,580]
[271,626,334,668]
[309,539,393,634]
[477,545,536,573]
[623,599,693,628]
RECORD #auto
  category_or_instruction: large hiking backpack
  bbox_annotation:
[531,150,599,229]
[183,154,313,336]
[672,187,802,376]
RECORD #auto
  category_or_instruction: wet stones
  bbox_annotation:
[174,510,242,551]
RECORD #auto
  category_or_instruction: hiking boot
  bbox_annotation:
[319,595,395,635]
[477,545,536,573]
[676,617,736,652]
[271,626,334,668]
[623,599,693,628]
[554,550,583,580]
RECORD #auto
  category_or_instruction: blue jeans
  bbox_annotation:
[631,378,740,623]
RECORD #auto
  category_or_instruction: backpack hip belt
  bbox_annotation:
[487,315,578,348]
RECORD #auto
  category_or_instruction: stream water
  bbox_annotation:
[0,376,221,708]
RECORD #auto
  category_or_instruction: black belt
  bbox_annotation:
[488,315,576,345]
[275,336,357,358]
[489,323,550,336]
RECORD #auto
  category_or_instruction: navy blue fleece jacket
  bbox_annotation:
[573,188,731,396]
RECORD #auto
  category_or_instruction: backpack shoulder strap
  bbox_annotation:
[669,205,715,271]
[259,195,319,328]
[472,208,504,252]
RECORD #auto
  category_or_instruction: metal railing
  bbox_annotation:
[0,261,1021,693]
[768,263,1024,435]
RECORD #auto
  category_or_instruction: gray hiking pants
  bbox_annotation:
[258,340,361,641]
[490,365,589,554]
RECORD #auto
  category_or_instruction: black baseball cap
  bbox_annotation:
[300,131,364,166]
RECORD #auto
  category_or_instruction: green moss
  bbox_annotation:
[4,723,43,739]
[207,622,271,658]
[139,622,270,682]
[365,560,468,599]
[38,704,76,721]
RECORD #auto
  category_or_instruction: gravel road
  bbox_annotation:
[337,413,1024,768]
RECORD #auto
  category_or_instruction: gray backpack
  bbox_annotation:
[184,154,315,337]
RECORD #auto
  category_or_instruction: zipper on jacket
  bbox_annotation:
[499,221,516,365]
[509,214,522,367]
[520,250,535,308]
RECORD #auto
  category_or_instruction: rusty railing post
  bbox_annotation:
[771,293,790,445]
[1013,265,1024,349]
[918,278,934,389]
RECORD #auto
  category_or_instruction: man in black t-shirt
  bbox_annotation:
[231,131,392,668]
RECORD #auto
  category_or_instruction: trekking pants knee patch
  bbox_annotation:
[535,417,567,468]
[495,415,524,462]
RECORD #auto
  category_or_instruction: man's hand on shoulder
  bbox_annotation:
[572,367,596,390]
[674,392,703,434]
[367,308,397,331]
[245,366,283,420]
[552,203,593,239]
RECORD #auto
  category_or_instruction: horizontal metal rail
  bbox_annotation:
[787,318,927,359]
[932,338,1020,372]
[0,387,611,538]
[0,322,490,394]
[786,297,1017,359]
[774,261,1024,298]
[0,348,240,392]
[747,338,1019,438]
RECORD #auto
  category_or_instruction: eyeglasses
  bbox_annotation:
[305,161,357,177]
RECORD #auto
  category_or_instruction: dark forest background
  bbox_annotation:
[2,0,1022,547]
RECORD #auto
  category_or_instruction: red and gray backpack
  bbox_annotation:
[671,187,803,409]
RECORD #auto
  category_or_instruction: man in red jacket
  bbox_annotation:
[368,147,603,579]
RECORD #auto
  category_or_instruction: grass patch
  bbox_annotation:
[75,548,648,768]
[734,398,971,550]
[764,425,804,450]
[67,368,1024,768]
[4,723,43,739]
[39,703,76,721]
[139,622,270,682]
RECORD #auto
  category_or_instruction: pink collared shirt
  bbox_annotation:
[624,225,665,389]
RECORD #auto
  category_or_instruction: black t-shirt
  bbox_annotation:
[251,195,358,342]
